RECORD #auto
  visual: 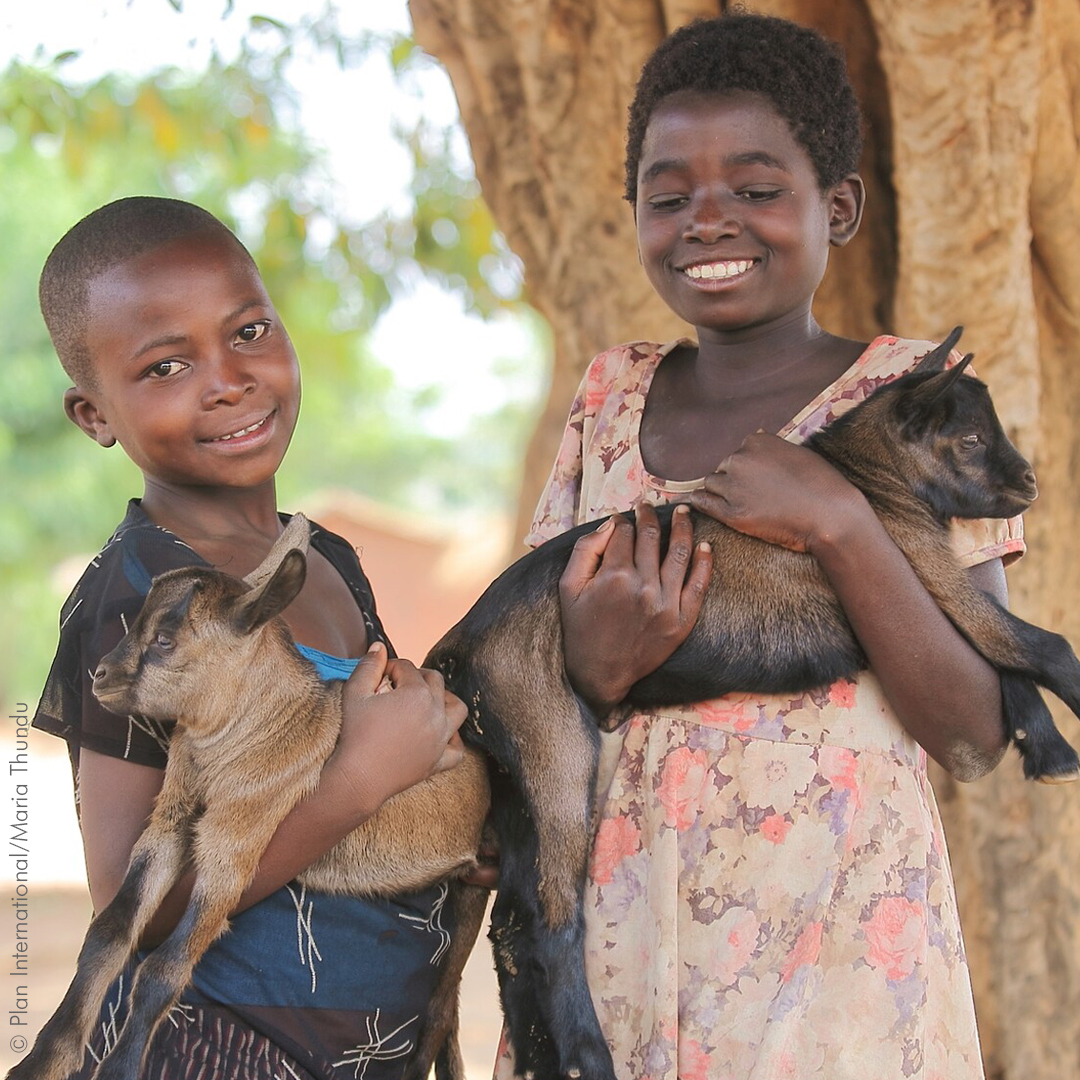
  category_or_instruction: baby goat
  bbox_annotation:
[423,327,1080,1080]
[11,515,491,1080]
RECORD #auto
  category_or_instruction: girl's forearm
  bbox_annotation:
[810,496,1007,779]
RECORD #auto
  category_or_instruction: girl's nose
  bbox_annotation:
[685,196,741,244]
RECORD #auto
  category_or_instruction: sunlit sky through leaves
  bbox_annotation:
[1,0,542,436]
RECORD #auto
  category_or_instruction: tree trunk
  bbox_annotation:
[409,0,1080,1074]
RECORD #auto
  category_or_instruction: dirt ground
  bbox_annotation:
[0,885,503,1077]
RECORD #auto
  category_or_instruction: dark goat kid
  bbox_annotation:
[9,516,491,1080]
[423,327,1080,1080]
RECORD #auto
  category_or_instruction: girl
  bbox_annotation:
[33,197,479,1080]
[502,13,1023,1080]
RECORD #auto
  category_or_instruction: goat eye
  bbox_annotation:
[154,633,175,651]
[960,433,981,449]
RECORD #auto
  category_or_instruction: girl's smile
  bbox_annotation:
[679,258,756,283]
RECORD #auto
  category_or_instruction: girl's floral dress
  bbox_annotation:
[496,337,1025,1080]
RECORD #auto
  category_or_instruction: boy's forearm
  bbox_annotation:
[138,758,378,947]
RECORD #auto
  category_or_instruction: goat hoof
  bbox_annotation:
[1037,769,1080,784]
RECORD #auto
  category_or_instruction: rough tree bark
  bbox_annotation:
[409,0,1080,1075]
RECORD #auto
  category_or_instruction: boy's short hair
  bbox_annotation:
[625,12,863,203]
[40,196,251,387]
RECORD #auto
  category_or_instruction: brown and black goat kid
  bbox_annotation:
[9,515,491,1080]
[422,327,1080,1080]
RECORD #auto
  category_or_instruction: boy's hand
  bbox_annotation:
[689,433,867,555]
[334,643,468,820]
[559,502,712,718]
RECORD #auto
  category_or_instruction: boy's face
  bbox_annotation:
[68,231,301,493]
[634,90,862,341]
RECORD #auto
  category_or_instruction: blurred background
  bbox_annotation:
[0,1,534,1073]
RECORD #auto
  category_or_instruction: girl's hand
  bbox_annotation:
[689,433,867,554]
[335,642,468,821]
[559,502,713,716]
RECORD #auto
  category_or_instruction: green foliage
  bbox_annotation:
[0,14,544,709]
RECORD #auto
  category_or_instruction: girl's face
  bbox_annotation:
[73,232,301,494]
[635,90,861,341]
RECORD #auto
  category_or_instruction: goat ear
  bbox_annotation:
[233,549,307,634]
[913,326,964,375]
[896,351,976,436]
[243,513,312,591]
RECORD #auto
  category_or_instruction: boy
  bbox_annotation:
[33,196,472,1080]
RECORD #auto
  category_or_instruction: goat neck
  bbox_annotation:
[806,413,946,530]
[185,624,333,750]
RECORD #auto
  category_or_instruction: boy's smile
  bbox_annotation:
[635,90,861,344]
[69,232,301,496]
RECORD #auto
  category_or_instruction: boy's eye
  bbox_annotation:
[144,359,188,379]
[235,321,270,344]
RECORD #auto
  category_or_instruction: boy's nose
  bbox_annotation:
[204,357,256,404]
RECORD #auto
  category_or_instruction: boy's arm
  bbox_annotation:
[79,645,467,946]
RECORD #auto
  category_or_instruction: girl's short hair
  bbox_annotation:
[625,13,863,202]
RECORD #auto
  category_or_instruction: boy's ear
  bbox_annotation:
[827,174,865,248]
[63,388,117,447]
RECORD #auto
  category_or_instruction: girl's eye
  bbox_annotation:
[648,195,689,212]
[144,359,187,379]
[236,321,270,344]
[738,188,784,201]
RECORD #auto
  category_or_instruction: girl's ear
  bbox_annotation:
[64,388,117,447]
[827,174,865,248]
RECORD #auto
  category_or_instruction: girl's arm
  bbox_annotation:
[79,643,469,946]
[689,433,1008,780]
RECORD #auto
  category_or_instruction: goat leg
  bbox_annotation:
[6,780,193,1080]
[486,792,561,1080]
[483,696,615,1080]
[942,589,1080,780]
[990,606,1080,716]
[91,801,284,1080]
[999,672,1080,782]
[403,880,490,1080]
[904,569,1080,783]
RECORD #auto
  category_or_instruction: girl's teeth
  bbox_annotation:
[686,260,752,280]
